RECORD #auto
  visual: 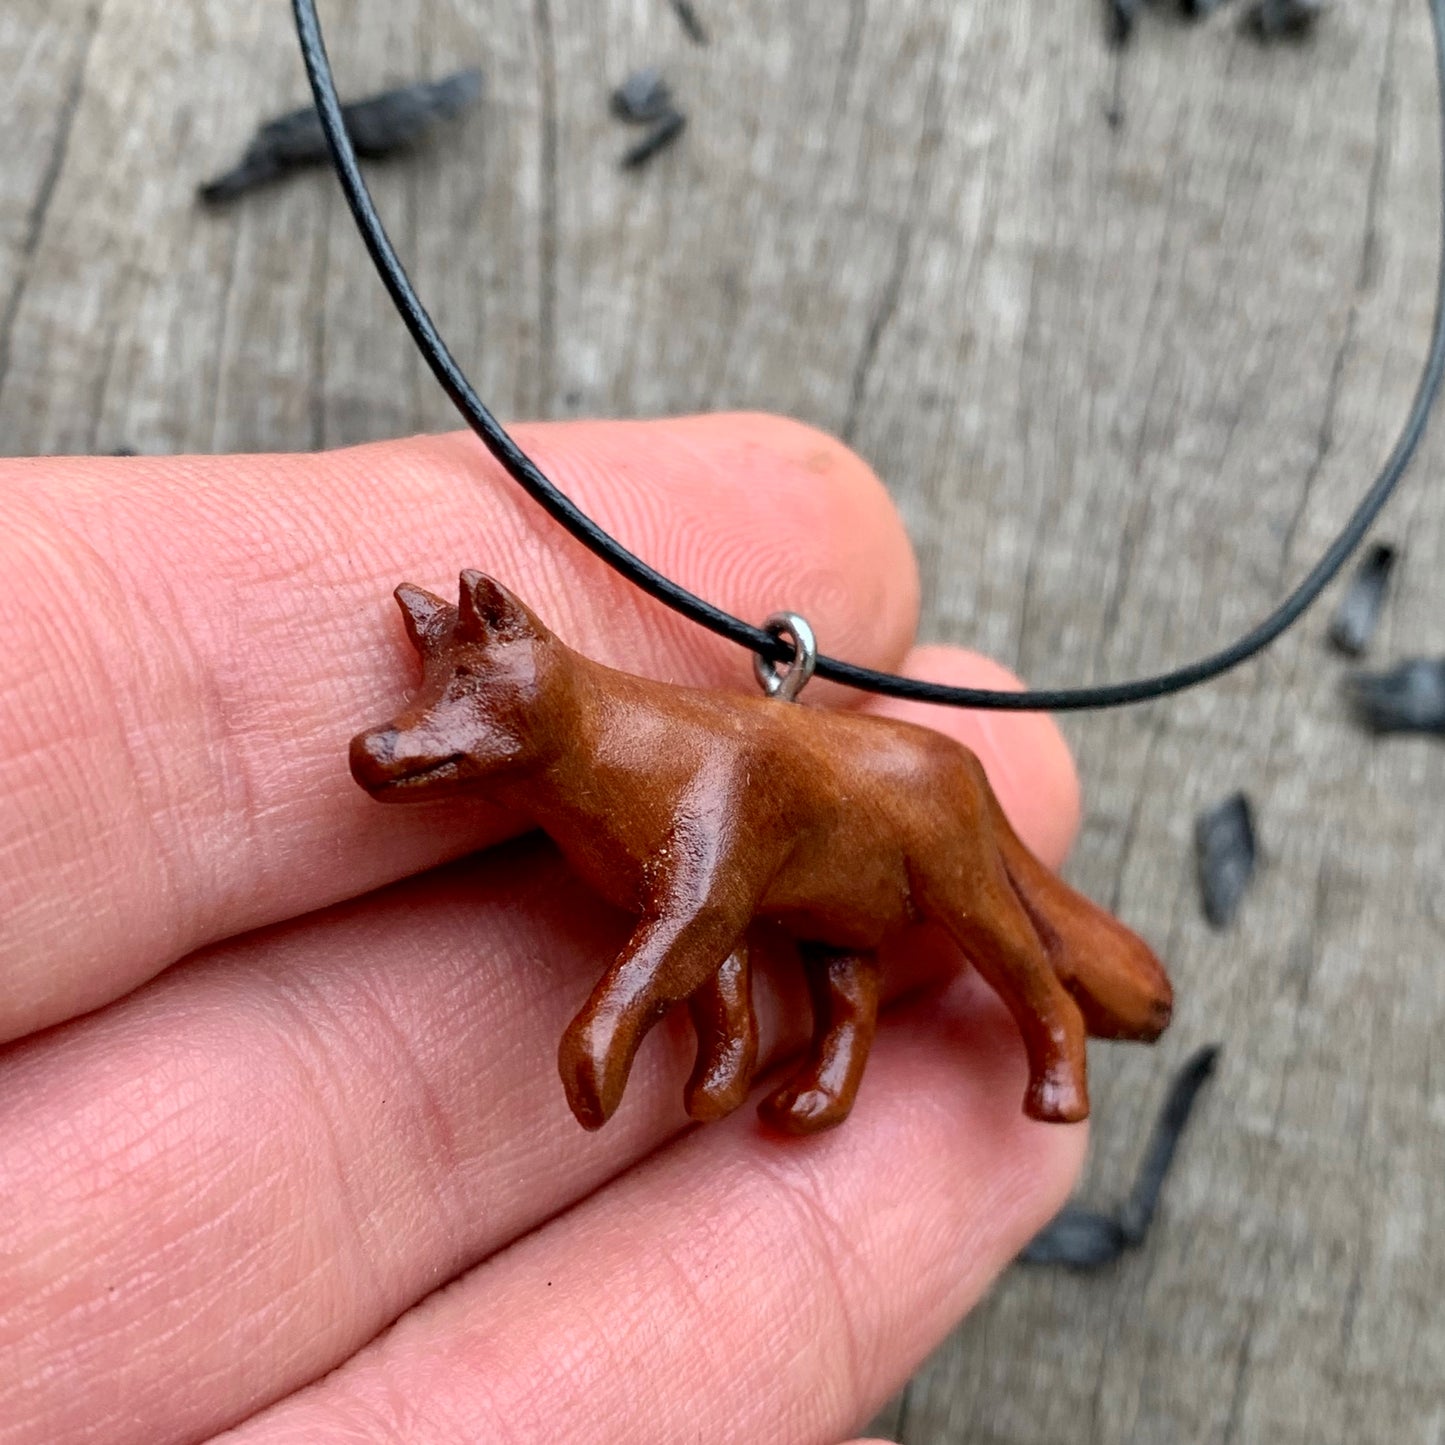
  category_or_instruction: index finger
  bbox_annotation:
[0,414,919,1041]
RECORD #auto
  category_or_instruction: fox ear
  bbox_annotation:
[456,570,546,643]
[393,584,451,654]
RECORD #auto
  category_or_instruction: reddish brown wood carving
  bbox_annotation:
[351,572,1173,1134]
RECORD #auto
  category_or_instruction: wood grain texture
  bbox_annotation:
[2,1,1443,1440]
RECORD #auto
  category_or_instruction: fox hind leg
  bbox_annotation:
[758,946,881,1136]
[920,849,1091,1124]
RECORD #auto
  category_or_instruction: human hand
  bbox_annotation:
[0,414,1085,1444]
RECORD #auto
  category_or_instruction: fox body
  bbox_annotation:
[352,571,1172,1134]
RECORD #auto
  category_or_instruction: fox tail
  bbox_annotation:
[988,792,1173,1041]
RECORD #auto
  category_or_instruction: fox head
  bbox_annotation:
[350,570,569,802]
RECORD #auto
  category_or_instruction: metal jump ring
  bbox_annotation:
[753,611,818,702]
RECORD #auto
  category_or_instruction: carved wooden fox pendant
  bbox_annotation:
[351,572,1173,1135]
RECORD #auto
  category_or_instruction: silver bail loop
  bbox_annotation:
[753,611,818,702]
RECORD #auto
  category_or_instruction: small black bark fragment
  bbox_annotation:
[670,0,709,45]
[1181,0,1230,17]
[1021,1045,1221,1269]
[1195,792,1257,930]
[1348,659,1445,735]
[1116,1044,1220,1242]
[1020,1209,1128,1267]
[1108,0,1142,46]
[611,68,675,124]
[1329,543,1397,657]
[200,68,484,204]
[1246,0,1327,39]
[621,110,687,170]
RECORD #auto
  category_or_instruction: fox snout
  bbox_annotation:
[349,724,464,798]
[349,726,398,790]
[352,728,410,797]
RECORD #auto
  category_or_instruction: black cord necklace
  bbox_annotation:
[291,0,1445,713]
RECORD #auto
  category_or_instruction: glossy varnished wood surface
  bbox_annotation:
[2,2,1443,1440]
[349,572,1171,1133]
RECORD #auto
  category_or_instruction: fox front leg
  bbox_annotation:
[683,944,759,1123]
[560,882,756,1129]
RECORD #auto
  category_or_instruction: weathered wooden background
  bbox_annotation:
[4,1,1444,1441]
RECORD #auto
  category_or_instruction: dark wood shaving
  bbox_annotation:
[1328,543,1397,657]
[200,68,483,204]
[669,0,709,45]
[1021,1045,1221,1269]
[1348,658,1445,734]
[611,67,675,124]
[621,109,687,170]
[1246,0,1328,38]
[1108,0,1142,46]
[1195,792,1258,930]
[1020,1207,1129,1267]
